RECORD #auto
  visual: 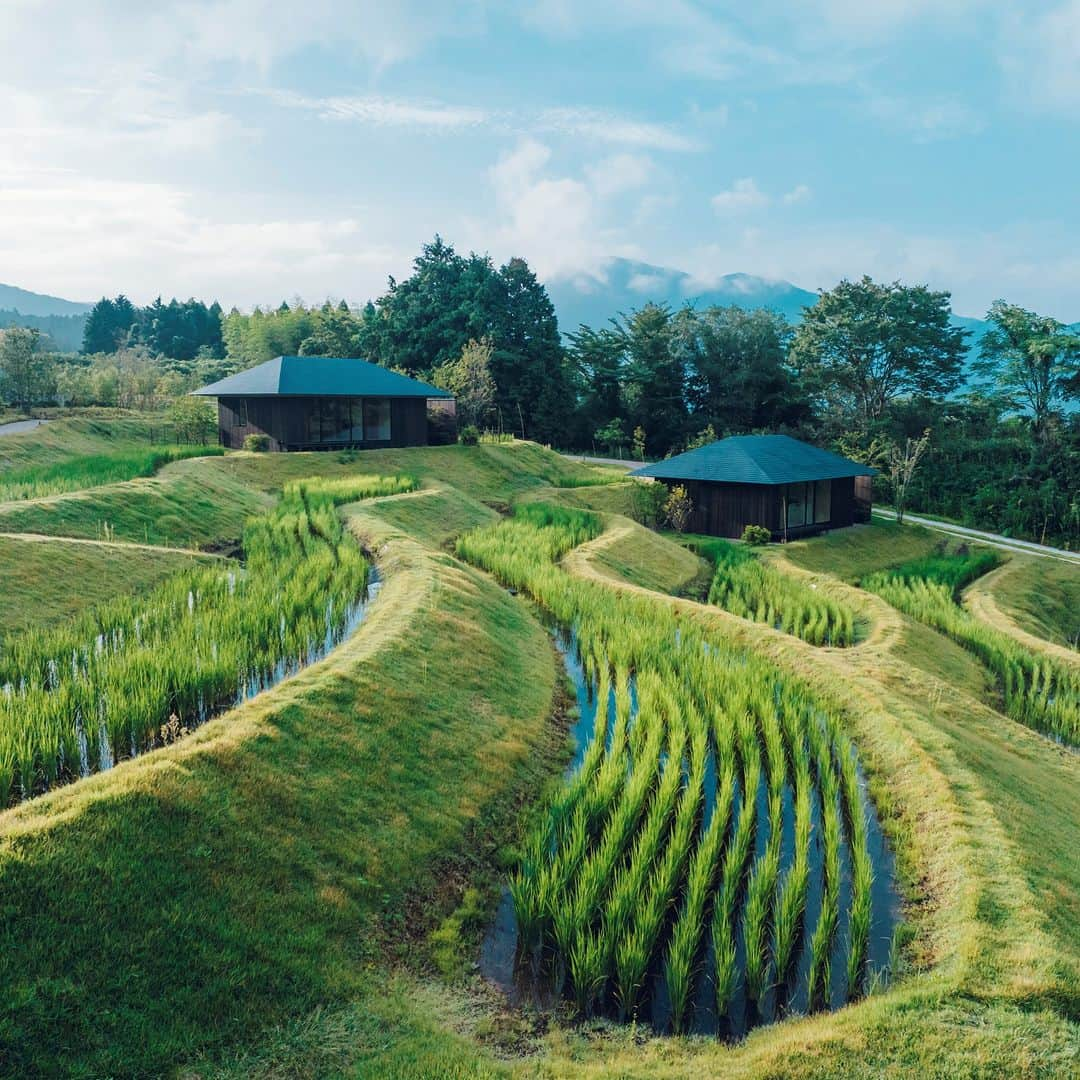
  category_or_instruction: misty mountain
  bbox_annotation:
[546,259,820,332]
[0,283,93,317]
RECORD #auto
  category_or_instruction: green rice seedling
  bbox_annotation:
[455,502,895,1028]
[707,541,856,647]
[864,562,1079,745]
[0,474,414,803]
[773,755,813,982]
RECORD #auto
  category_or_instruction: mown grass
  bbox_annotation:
[0,536,221,634]
[360,485,499,549]
[586,517,706,595]
[0,457,272,547]
[206,441,603,505]
[0,515,559,1077]
[986,557,1080,651]
[0,444,225,501]
[783,520,943,582]
[0,414,181,473]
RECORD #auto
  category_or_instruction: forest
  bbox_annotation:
[1,236,1077,547]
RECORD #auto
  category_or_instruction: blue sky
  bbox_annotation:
[1,0,1078,319]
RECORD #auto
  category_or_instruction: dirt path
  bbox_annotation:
[0,531,228,559]
[964,562,1080,666]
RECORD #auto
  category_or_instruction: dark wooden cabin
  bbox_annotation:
[631,434,876,540]
[191,355,456,451]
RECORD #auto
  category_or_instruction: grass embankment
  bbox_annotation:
[0,456,272,547]
[580,516,706,595]
[0,536,221,634]
[0,444,225,501]
[968,557,1080,654]
[0,495,560,1077]
[205,440,605,505]
[865,550,1079,745]
[784,519,942,581]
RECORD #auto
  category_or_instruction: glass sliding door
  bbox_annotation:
[363,398,391,441]
[814,479,832,524]
[786,482,809,529]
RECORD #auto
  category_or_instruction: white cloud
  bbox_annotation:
[864,94,985,140]
[536,107,702,151]
[584,154,654,198]
[264,90,490,131]
[782,184,812,205]
[711,178,770,213]
[999,1,1080,109]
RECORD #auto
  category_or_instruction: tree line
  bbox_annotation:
[1,235,1076,545]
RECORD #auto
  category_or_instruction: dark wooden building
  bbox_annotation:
[192,355,456,451]
[631,434,876,540]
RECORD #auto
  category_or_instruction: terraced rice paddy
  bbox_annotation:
[0,473,415,805]
[864,550,1080,746]
[706,541,856,646]
[459,504,899,1036]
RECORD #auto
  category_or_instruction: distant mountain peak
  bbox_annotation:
[546,257,818,330]
[0,283,94,318]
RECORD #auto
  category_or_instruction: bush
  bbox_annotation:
[459,424,479,446]
[243,433,271,452]
[741,524,771,546]
[662,484,694,532]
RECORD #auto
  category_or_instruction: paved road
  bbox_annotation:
[873,508,1080,565]
[562,453,643,470]
[0,418,45,437]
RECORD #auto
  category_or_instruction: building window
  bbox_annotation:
[785,482,809,529]
[814,479,832,524]
[321,398,352,443]
[238,399,249,426]
[305,398,323,444]
[363,398,391,441]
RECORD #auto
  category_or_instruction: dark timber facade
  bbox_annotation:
[192,356,455,452]
[631,435,875,540]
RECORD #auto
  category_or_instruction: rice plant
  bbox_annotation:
[456,502,896,1033]
[707,541,856,647]
[864,552,1079,745]
[0,473,416,806]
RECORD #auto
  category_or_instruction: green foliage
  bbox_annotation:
[0,326,54,411]
[243,433,271,452]
[790,276,968,422]
[741,524,771,545]
[168,394,216,444]
[973,301,1080,437]
[432,338,496,429]
[458,424,479,446]
[708,544,856,645]
[83,295,222,361]
[662,483,694,533]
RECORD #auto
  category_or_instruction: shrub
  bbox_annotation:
[459,424,479,446]
[662,484,693,532]
[741,524,771,546]
[243,433,271,452]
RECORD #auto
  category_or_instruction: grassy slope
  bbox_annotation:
[205,441,603,504]
[783,519,943,581]
[0,502,558,1077]
[970,557,1080,652]
[0,536,221,634]
[0,457,271,547]
[0,415,173,470]
[363,486,499,549]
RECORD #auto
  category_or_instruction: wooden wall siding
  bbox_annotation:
[661,474,868,539]
[217,395,431,451]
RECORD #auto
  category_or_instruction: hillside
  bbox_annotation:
[0,418,1075,1077]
